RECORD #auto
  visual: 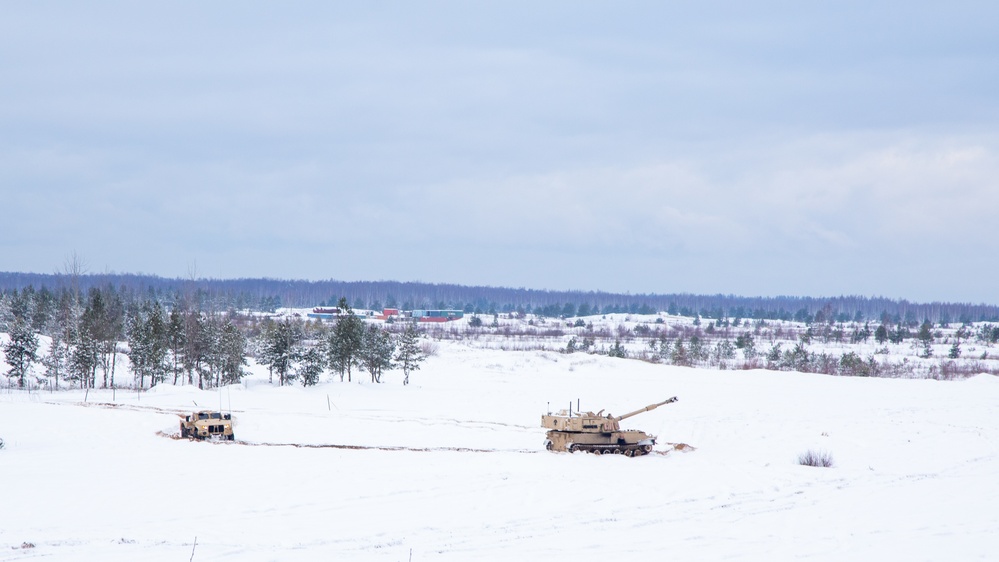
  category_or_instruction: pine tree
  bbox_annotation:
[4,316,39,388]
[167,308,186,384]
[735,332,756,359]
[0,292,11,331]
[126,304,151,388]
[874,324,889,345]
[125,300,170,389]
[69,330,98,388]
[860,322,872,343]
[181,312,209,388]
[146,301,169,387]
[360,325,395,383]
[202,315,225,388]
[917,321,934,358]
[42,328,68,390]
[218,318,248,386]
[688,334,705,362]
[327,298,364,382]
[671,337,688,366]
[297,345,324,387]
[656,334,673,363]
[260,319,301,386]
[394,323,426,386]
[53,288,81,388]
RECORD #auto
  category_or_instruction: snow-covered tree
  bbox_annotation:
[210,317,248,387]
[181,308,211,387]
[359,324,395,383]
[69,330,98,388]
[875,324,889,345]
[607,339,626,358]
[126,301,169,389]
[672,337,689,366]
[394,323,426,386]
[42,329,68,390]
[296,345,324,387]
[948,341,962,359]
[5,316,39,388]
[327,298,364,382]
[0,292,11,331]
[917,321,934,358]
[167,308,186,384]
[79,287,124,388]
[52,288,81,385]
[260,318,302,386]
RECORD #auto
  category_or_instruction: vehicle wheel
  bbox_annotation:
[625,449,635,457]
[602,449,612,455]
[545,441,554,451]
[567,444,577,453]
[642,445,653,453]
[612,449,622,455]
[180,426,187,438]
[228,435,235,441]
[592,449,602,455]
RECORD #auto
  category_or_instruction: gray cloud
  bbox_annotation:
[2,2,998,302]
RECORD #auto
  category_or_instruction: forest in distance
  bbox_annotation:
[4,270,999,392]
[1,270,998,325]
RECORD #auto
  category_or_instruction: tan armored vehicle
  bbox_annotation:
[180,411,235,441]
[542,397,677,456]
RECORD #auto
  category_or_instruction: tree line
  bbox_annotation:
[1,286,427,391]
[2,271,998,325]
[257,299,426,387]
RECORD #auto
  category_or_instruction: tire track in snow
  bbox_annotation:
[156,431,540,454]
[157,431,695,456]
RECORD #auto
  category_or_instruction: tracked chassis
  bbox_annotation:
[542,397,677,457]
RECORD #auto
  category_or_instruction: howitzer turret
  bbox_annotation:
[542,397,678,456]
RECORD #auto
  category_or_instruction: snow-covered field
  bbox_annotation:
[3,341,998,561]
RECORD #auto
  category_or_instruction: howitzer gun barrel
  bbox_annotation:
[613,396,678,421]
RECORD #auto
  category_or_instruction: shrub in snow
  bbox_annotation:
[797,449,834,468]
[419,341,439,357]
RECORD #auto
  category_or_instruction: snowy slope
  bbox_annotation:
[2,342,998,561]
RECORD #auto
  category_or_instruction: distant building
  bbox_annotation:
[375,308,400,320]
[408,309,464,322]
[307,306,341,321]
[307,306,463,322]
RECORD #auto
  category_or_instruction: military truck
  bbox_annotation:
[180,411,235,441]
[542,397,677,456]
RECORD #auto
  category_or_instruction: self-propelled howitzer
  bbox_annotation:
[542,397,678,456]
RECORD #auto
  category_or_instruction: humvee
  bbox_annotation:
[180,411,235,441]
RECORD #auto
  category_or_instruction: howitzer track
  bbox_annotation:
[157,431,694,455]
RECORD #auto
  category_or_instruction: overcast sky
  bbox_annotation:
[2,2,998,303]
